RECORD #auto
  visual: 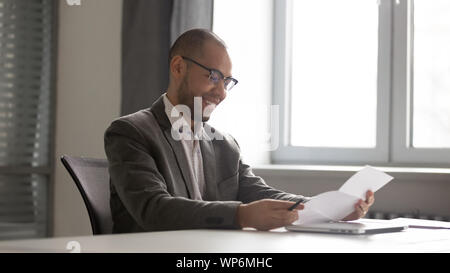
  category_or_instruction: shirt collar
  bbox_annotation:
[163,93,207,140]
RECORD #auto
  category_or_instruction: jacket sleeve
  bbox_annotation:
[237,159,311,204]
[104,119,242,231]
[230,137,311,204]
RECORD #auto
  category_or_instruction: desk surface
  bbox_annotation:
[0,219,449,253]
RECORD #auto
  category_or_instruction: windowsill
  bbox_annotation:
[252,164,450,175]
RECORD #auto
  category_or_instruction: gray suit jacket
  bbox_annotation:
[104,95,307,233]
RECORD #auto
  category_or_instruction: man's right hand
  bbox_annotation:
[236,199,304,231]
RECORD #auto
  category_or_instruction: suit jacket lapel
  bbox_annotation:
[200,127,217,201]
[162,130,196,199]
[151,95,196,199]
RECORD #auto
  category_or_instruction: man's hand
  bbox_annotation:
[236,199,304,231]
[342,190,375,221]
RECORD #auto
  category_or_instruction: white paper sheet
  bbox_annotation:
[294,191,359,225]
[339,166,393,199]
[294,166,393,226]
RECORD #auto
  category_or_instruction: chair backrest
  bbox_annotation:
[60,155,113,235]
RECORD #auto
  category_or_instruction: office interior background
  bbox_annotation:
[1,0,449,240]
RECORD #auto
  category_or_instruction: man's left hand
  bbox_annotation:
[342,190,375,221]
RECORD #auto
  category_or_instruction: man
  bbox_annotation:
[104,29,374,233]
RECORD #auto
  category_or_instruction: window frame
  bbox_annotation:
[391,0,450,166]
[272,0,450,167]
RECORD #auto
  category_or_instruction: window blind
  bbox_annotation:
[0,0,53,240]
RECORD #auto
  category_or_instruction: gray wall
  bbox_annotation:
[254,166,450,220]
[53,0,123,237]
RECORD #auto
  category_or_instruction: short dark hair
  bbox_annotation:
[169,28,227,62]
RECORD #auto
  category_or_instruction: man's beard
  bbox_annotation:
[177,77,212,122]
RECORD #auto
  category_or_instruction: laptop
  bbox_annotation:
[285,220,408,235]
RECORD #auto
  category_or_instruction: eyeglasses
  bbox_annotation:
[182,56,238,92]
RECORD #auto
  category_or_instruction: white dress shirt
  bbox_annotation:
[163,93,206,200]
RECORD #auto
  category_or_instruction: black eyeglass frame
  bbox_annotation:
[181,56,238,91]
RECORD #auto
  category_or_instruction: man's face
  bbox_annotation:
[176,41,233,122]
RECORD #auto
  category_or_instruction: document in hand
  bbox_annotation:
[293,166,393,226]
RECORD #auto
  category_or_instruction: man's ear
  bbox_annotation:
[170,55,186,80]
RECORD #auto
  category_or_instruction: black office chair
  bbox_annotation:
[60,155,113,235]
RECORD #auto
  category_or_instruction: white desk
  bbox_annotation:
[0,219,449,253]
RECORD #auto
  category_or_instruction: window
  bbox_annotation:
[212,0,274,165]
[412,0,450,148]
[274,0,450,166]
[290,0,378,148]
[0,0,55,240]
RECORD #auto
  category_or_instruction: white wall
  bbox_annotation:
[53,0,122,237]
